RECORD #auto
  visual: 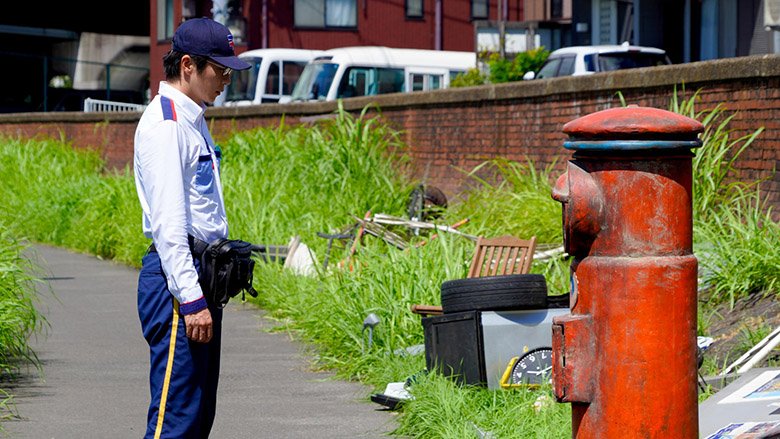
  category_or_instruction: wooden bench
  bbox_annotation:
[411,235,537,316]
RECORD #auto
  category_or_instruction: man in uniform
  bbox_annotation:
[133,17,250,438]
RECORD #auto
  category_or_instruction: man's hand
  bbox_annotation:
[183,308,213,343]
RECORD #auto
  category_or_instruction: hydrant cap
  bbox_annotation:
[563,106,704,141]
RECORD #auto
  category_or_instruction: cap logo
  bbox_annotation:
[172,18,249,71]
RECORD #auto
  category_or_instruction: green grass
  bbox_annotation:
[0,137,148,264]
[395,375,570,438]
[222,103,413,249]
[670,87,779,306]
[0,227,46,422]
[0,93,776,436]
[0,105,566,436]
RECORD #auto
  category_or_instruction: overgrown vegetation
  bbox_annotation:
[0,228,45,421]
[0,104,565,436]
[0,138,144,263]
[0,90,776,435]
[450,48,550,87]
[670,88,779,308]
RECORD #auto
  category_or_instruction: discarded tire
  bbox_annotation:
[547,292,570,309]
[440,274,548,313]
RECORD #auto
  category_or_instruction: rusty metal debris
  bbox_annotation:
[317,212,476,270]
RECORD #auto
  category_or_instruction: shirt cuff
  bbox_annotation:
[180,296,208,315]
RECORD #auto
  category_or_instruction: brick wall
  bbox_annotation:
[1,55,778,215]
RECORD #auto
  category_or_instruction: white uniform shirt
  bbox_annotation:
[134,82,228,312]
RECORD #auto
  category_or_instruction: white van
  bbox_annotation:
[288,46,476,102]
[215,48,326,106]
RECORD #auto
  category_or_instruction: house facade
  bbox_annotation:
[1,0,776,112]
[568,0,775,65]
[148,0,530,93]
[149,0,780,95]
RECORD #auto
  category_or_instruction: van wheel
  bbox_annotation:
[440,274,548,313]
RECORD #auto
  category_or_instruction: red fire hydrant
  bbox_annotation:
[551,106,703,438]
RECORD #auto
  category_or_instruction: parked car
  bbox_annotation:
[288,46,475,102]
[523,42,671,80]
[214,48,326,106]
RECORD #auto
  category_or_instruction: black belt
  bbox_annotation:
[148,235,209,257]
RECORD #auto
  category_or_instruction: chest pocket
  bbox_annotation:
[195,154,216,194]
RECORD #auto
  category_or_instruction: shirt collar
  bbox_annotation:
[158,81,206,123]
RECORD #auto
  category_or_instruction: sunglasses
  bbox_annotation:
[206,60,233,77]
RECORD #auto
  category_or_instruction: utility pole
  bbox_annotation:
[498,0,505,58]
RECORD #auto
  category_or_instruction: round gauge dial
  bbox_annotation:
[511,347,553,386]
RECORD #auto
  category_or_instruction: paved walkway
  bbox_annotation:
[4,245,395,438]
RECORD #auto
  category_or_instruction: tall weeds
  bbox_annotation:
[0,105,569,436]
[6,93,776,436]
[447,158,562,244]
[223,103,412,249]
[670,87,779,305]
[0,137,147,264]
[0,227,46,420]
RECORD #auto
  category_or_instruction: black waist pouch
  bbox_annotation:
[199,238,258,308]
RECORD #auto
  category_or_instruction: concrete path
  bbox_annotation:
[4,245,395,439]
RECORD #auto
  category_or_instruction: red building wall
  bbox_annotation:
[260,0,522,51]
[149,0,523,95]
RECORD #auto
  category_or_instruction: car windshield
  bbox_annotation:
[222,57,261,102]
[590,52,669,72]
[536,58,562,79]
[337,67,404,97]
[291,62,338,101]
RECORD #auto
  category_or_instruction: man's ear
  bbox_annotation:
[181,54,195,76]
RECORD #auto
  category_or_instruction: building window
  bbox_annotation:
[406,0,423,19]
[295,0,357,28]
[157,0,175,40]
[471,0,488,19]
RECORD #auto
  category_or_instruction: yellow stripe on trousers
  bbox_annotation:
[154,300,180,439]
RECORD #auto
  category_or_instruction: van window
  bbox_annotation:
[266,61,280,95]
[337,67,404,98]
[411,73,424,92]
[283,62,307,94]
[410,73,444,91]
[224,57,261,101]
[261,61,309,101]
[292,62,338,101]
[431,75,442,89]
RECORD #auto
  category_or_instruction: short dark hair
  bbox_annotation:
[162,50,209,81]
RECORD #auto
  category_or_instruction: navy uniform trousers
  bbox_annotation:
[138,250,223,439]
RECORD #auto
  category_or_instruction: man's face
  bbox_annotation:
[181,55,232,105]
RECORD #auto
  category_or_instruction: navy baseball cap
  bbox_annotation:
[172,17,250,71]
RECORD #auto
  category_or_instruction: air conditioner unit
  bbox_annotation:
[765,0,780,28]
